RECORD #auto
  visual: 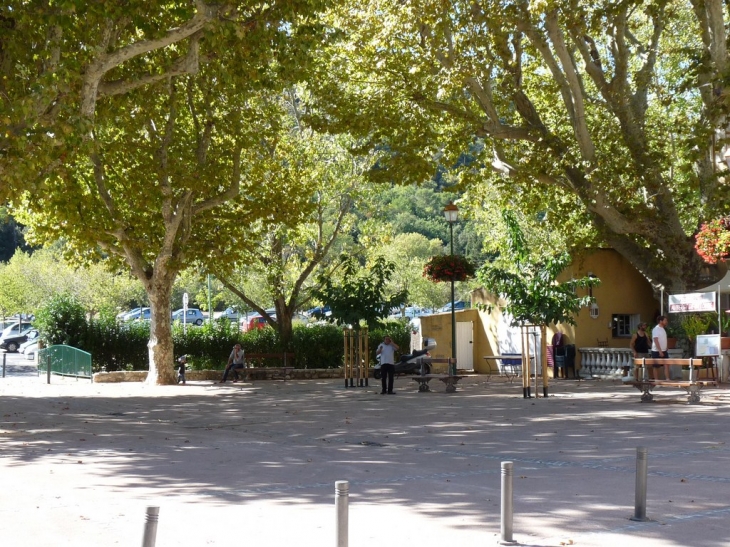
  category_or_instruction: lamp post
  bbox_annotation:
[444,202,458,376]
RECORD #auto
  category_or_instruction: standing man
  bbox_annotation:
[221,343,246,383]
[376,335,399,395]
[626,322,651,381]
[651,316,671,380]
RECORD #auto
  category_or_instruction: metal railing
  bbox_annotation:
[38,345,93,382]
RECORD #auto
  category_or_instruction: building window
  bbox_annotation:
[612,314,640,338]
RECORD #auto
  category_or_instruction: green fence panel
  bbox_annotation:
[38,345,92,382]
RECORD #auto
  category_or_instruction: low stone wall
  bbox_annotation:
[93,368,346,383]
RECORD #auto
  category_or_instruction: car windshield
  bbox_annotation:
[1,323,31,337]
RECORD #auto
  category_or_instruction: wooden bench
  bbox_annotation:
[233,353,295,381]
[627,358,718,404]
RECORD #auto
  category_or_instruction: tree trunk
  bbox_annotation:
[144,271,177,385]
[274,296,294,351]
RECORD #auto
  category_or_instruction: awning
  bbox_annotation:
[694,269,730,293]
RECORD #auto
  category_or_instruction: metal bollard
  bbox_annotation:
[335,480,349,547]
[631,447,649,521]
[500,461,516,544]
[2,352,5,378]
[141,506,160,547]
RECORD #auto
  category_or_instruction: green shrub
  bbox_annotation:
[86,314,149,372]
[173,320,241,370]
[292,323,345,368]
[77,317,403,372]
[34,293,88,348]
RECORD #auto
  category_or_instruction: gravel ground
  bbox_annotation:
[1,364,730,547]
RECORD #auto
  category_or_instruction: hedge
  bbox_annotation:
[33,298,417,373]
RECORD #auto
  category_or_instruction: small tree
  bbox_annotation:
[478,211,598,327]
[312,256,407,330]
[34,293,87,348]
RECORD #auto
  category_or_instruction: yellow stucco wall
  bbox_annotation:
[562,249,657,351]
[421,249,658,374]
[418,309,489,373]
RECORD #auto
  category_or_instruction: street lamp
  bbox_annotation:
[443,201,458,376]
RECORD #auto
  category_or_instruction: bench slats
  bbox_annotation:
[633,358,704,367]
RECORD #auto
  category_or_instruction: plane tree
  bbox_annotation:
[2,1,327,197]
[311,0,730,292]
[213,103,366,350]
[15,8,326,383]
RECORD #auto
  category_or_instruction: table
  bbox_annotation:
[482,355,533,382]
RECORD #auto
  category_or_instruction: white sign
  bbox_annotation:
[183,292,189,309]
[667,292,716,313]
[696,334,721,357]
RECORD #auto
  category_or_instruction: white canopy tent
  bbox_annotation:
[693,269,730,294]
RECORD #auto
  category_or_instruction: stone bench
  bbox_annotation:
[411,374,465,393]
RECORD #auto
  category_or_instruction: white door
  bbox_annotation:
[456,321,474,370]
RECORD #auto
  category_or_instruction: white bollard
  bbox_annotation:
[335,481,349,547]
[141,506,159,547]
[631,447,649,521]
[500,461,517,544]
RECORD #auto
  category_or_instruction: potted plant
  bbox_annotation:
[423,254,476,283]
[680,313,714,356]
[695,216,730,264]
[721,311,730,349]
[665,321,683,350]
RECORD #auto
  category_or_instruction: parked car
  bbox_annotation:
[118,308,151,322]
[214,307,240,322]
[240,310,308,332]
[171,308,205,326]
[21,338,39,360]
[306,305,331,318]
[389,306,432,319]
[0,325,36,353]
[439,300,466,312]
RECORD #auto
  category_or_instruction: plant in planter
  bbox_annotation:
[720,312,730,349]
[720,311,730,337]
[680,313,714,356]
[664,321,683,350]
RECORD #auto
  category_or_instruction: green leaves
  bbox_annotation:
[478,211,598,327]
[312,255,407,329]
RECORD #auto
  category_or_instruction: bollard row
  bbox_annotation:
[137,450,650,547]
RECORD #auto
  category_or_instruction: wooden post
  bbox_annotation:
[541,325,549,397]
[343,330,350,388]
[521,326,530,398]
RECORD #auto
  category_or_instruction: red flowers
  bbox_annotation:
[695,216,730,264]
[423,254,476,282]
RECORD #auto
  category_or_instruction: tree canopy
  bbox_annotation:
[309,0,730,292]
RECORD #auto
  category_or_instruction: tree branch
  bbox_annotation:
[80,0,217,118]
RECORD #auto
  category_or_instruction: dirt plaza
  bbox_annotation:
[1,363,730,547]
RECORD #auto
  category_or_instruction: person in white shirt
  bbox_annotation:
[221,343,245,383]
[376,336,399,394]
[651,315,670,380]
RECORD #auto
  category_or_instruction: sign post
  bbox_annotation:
[182,292,189,335]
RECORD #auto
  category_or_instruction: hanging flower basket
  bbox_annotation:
[695,216,730,264]
[423,254,476,283]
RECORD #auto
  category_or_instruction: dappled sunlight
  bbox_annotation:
[1,375,730,546]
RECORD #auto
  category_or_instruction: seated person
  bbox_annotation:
[220,344,245,383]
